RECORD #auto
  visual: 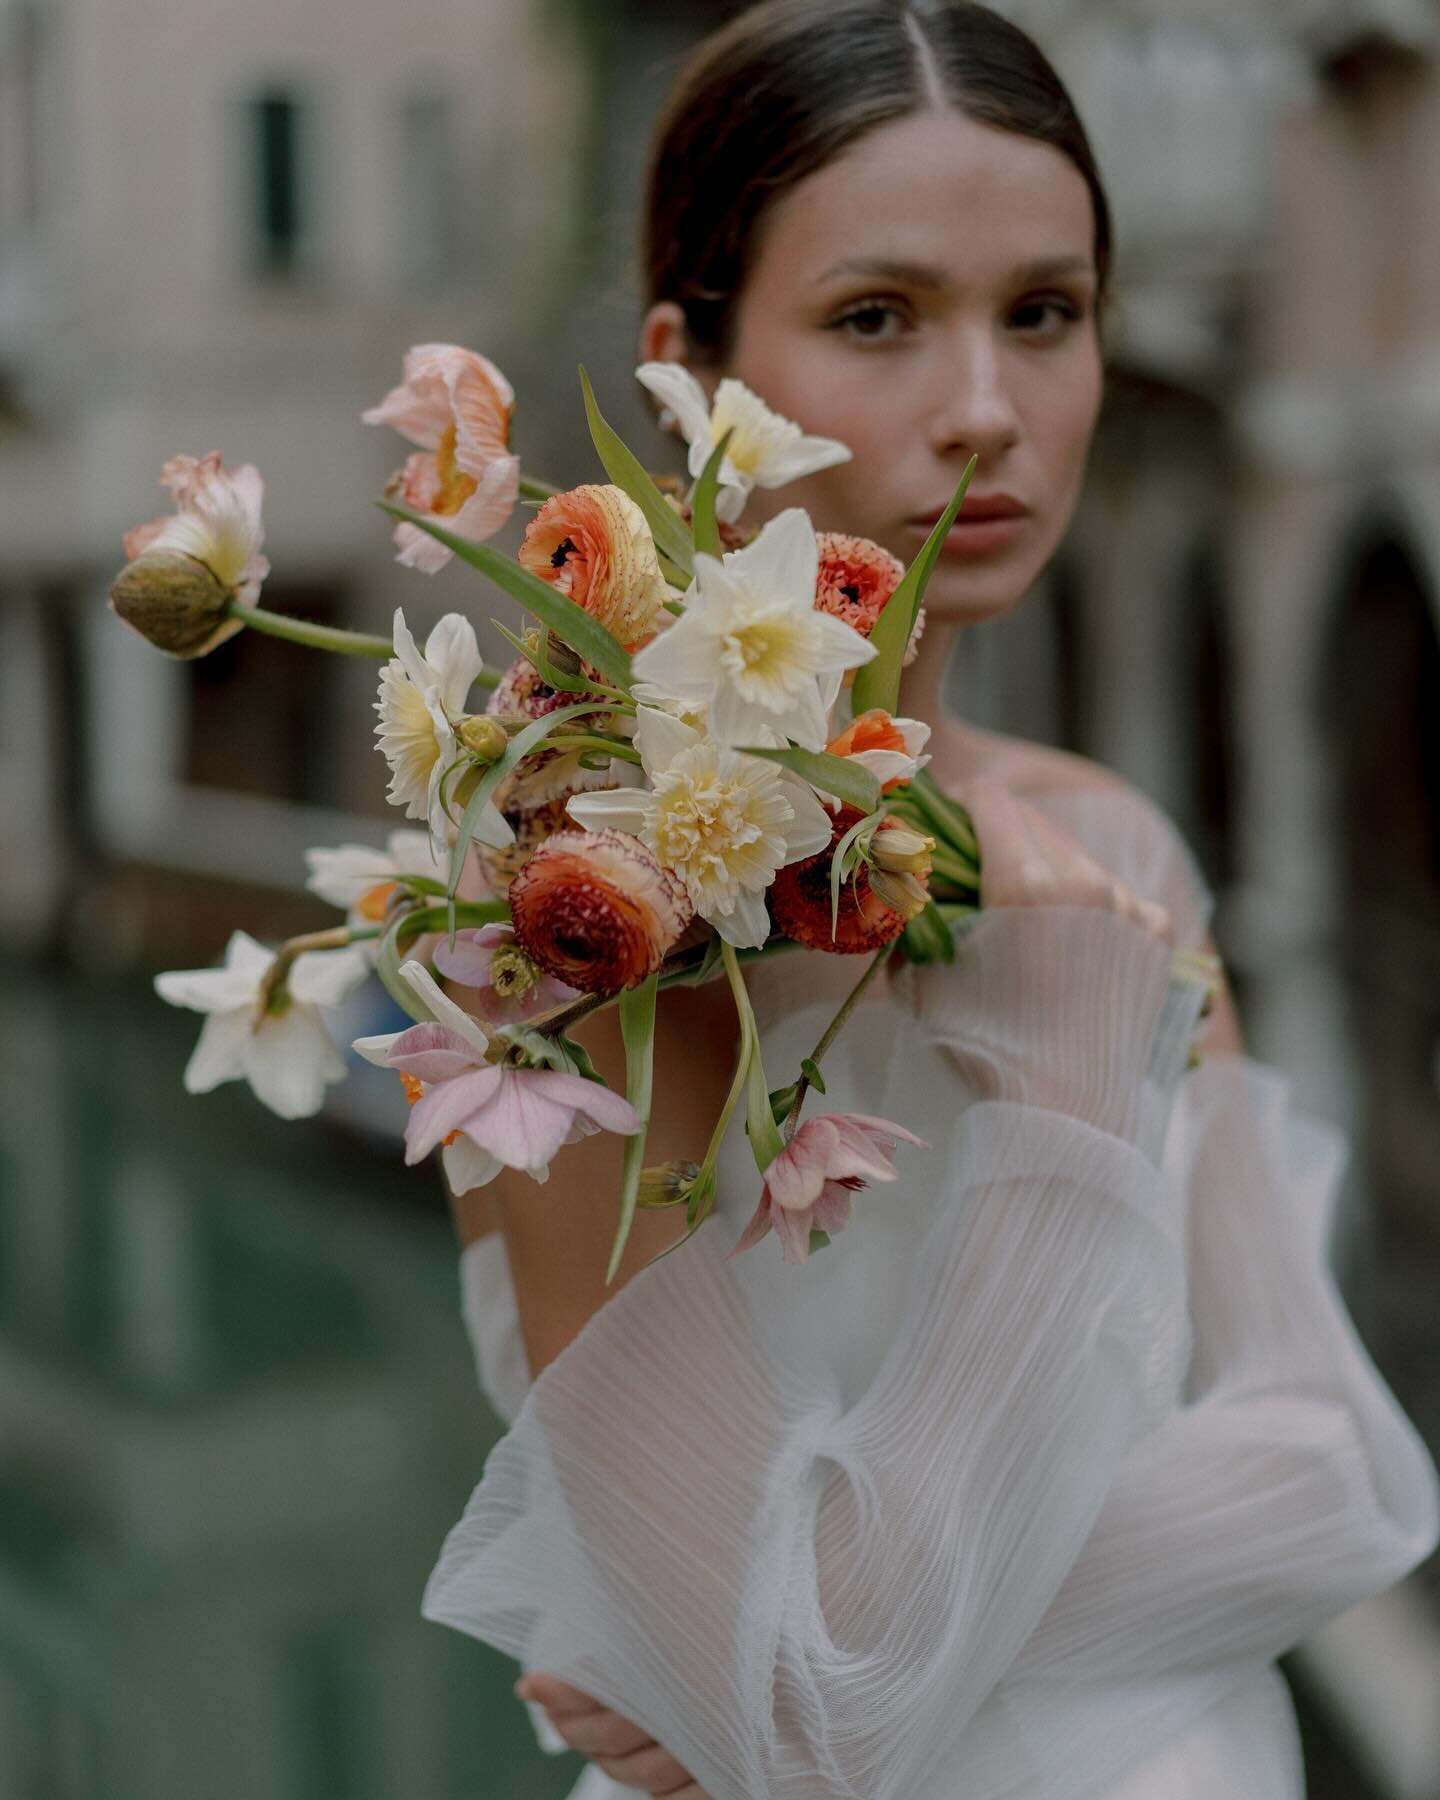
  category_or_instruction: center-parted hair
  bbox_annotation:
[643,0,1112,362]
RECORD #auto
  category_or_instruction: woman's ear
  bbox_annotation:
[638,301,690,371]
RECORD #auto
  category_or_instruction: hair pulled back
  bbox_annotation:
[644,0,1111,363]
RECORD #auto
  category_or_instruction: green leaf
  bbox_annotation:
[606,975,659,1287]
[446,702,596,899]
[377,498,634,689]
[768,1081,799,1126]
[736,743,881,813]
[808,1229,832,1255]
[689,429,731,559]
[800,1056,827,1094]
[491,617,609,700]
[898,901,957,966]
[829,806,880,938]
[578,367,695,580]
[852,454,978,717]
[375,914,435,1023]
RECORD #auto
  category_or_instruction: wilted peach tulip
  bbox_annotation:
[364,344,519,573]
[510,829,693,994]
[518,484,668,649]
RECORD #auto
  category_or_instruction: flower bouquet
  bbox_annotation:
[115,345,1219,1273]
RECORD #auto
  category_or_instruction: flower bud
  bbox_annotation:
[108,551,244,658]
[636,1160,700,1208]
[868,866,930,922]
[870,822,934,876]
[457,714,509,761]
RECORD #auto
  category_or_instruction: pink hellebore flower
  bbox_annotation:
[363,344,520,573]
[431,924,581,1027]
[353,960,638,1192]
[729,1111,928,1265]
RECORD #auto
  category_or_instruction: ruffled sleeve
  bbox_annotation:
[1009,1049,1439,1684]
[423,892,1216,1800]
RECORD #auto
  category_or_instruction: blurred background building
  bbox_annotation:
[1,0,1438,1795]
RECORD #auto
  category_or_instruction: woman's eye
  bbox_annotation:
[826,300,910,343]
[1009,296,1085,337]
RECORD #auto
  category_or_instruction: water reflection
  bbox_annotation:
[0,958,582,1800]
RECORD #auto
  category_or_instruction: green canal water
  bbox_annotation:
[0,957,583,1800]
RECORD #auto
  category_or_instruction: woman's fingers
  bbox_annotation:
[955,773,1173,945]
[515,1673,708,1793]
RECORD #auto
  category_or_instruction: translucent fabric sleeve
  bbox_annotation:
[421,904,1215,1800]
[1007,1052,1440,1683]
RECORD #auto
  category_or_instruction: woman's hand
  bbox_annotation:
[955,773,1173,946]
[515,1673,710,1796]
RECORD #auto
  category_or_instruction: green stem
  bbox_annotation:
[782,941,897,1141]
[722,941,786,1170]
[224,600,501,688]
[519,474,562,502]
[542,733,644,764]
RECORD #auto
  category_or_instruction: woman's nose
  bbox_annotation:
[926,328,1022,462]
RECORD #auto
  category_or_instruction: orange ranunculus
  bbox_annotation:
[509,829,693,995]
[767,805,910,954]
[518,484,668,649]
[363,344,519,573]
[814,531,925,668]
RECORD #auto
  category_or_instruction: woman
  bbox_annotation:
[438,4,1440,1796]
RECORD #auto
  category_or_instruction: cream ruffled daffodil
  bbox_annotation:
[566,706,833,948]
[352,960,639,1192]
[636,363,851,522]
[374,608,513,857]
[629,509,875,751]
[155,930,369,1119]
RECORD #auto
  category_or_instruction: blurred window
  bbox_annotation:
[398,88,457,288]
[249,88,307,276]
[184,585,344,809]
[0,0,44,254]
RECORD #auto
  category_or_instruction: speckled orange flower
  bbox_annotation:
[814,532,925,667]
[519,484,668,649]
[767,804,909,953]
[510,829,694,994]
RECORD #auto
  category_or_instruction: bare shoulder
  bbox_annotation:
[956,726,1134,804]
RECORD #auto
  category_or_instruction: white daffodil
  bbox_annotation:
[155,930,369,1119]
[629,509,875,751]
[637,363,851,523]
[374,608,513,857]
[566,706,833,948]
[305,828,439,957]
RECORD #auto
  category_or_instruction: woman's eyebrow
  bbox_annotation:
[813,252,1095,288]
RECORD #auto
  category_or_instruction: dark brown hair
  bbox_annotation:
[643,0,1112,362]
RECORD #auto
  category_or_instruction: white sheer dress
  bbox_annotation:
[435,782,1439,1800]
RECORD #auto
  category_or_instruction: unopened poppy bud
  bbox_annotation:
[457,714,509,761]
[108,551,244,659]
[636,1160,700,1208]
[871,822,934,876]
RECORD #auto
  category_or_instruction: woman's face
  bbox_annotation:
[694,108,1104,624]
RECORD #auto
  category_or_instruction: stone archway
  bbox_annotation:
[1317,529,1440,1248]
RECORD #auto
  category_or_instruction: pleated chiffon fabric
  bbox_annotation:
[436,784,1439,1800]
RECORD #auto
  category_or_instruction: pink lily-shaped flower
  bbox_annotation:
[431,924,581,1027]
[729,1111,928,1265]
[352,960,639,1192]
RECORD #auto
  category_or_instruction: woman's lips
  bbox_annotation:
[907,495,1029,556]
